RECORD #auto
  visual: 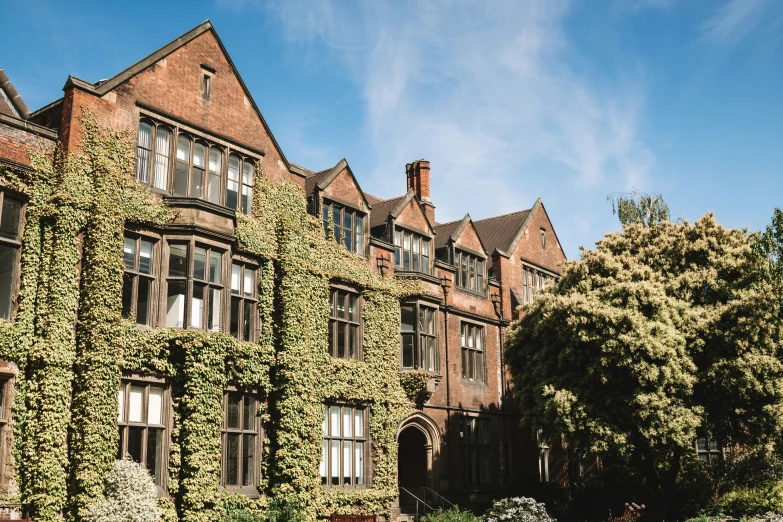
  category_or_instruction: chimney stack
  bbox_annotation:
[406,159,436,224]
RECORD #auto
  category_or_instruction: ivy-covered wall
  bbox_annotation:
[0,113,430,521]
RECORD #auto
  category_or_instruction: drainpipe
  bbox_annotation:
[439,275,452,489]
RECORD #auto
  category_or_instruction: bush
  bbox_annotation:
[82,459,161,522]
[716,483,783,518]
[421,506,480,522]
[483,497,555,522]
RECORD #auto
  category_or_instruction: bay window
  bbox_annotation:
[230,262,257,342]
[165,242,224,331]
[228,155,255,216]
[122,236,155,326]
[320,404,368,487]
[136,120,171,190]
[455,250,484,293]
[322,201,364,255]
[400,303,438,372]
[394,228,430,274]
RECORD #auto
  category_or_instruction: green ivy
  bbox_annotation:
[0,112,430,521]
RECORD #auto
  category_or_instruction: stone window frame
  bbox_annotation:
[322,199,365,256]
[135,117,257,215]
[460,320,487,385]
[0,371,15,493]
[394,226,432,275]
[327,285,363,361]
[460,415,491,487]
[162,238,227,332]
[399,301,439,374]
[521,264,557,305]
[122,234,158,327]
[229,260,258,342]
[220,387,262,497]
[320,403,370,489]
[454,249,485,296]
[117,374,171,496]
[0,190,24,321]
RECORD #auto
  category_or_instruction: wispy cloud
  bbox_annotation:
[700,0,781,47]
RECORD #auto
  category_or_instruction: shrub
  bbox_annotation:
[483,497,555,522]
[716,483,783,517]
[421,506,480,522]
[82,459,161,522]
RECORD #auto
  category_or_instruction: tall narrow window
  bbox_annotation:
[174,136,191,197]
[230,263,257,341]
[400,303,438,372]
[117,379,168,487]
[136,121,152,184]
[328,288,362,360]
[222,391,259,489]
[461,417,490,486]
[227,155,240,211]
[207,149,222,204]
[241,161,253,215]
[461,323,486,383]
[455,250,485,293]
[191,143,206,199]
[320,404,367,487]
[153,127,171,190]
[0,193,22,320]
[322,201,365,255]
[0,376,13,491]
[122,236,155,326]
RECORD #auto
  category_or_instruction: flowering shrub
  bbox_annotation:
[421,506,480,522]
[608,502,645,522]
[483,497,555,522]
[82,459,161,522]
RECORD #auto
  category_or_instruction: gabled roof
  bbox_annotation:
[473,208,532,258]
[58,20,299,177]
[304,158,372,209]
[432,213,488,255]
[368,189,435,232]
[0,67,31,119]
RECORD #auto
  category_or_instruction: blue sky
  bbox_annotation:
[1,0,781,259]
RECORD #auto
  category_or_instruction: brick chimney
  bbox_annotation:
[406,159,436,224]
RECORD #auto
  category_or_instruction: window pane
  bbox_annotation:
[174,159,189,197]
[401,305,415,332]
[413,236,420,272]
[147,428,163,485]
[227,434,239,485]
[354,409,363,437]
[121,274,133,319]
[402,334,414,368]
[330,406,340,437]
[0,245,16,320]
[166,280,186,328]
[336,292,346,319]
[331,440,339,485]
[242,433,255,486]
[128,386,143,423]
[243,161,253,186]
[343,440,353,485]
[243,397,255,431]
[193,143,206,168]
[136,277,151,326]
[191,284,204,329]
[343,407,352,438]
[394,230,401,266]
[208,171,221,204]
[168,244,187,277]
[230,297,240,338]
[209,148,221,173]
[191,167,204,199]
[127,426,143,463]
[228,156,240,209]
[153,127,170,190]
[243,301,253,341]
[337,324,345,358]
[404,233,411,270]
[177,135,190,161]
[355,441,364,485]
[117,386,125,422]
[241,185,252,215]
[209,251,221,283]
[193,248,206,281]
[320,441,327,484]
[231,264,241,294]
[349,325,358,359]
[136,122,152,183]
[227,393,241,429]
[207,288,221,332]
[243,268,254,296]
[148,387,163,425]
[123,238,136,269]
[139,240,153,274]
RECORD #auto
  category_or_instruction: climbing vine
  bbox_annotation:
[0,112,430,521]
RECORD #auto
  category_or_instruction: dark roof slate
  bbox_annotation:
[432,219,463,249]
[473,210,531,257]
[369,195,404,229]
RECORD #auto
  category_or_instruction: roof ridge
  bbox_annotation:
[474,208,532,223]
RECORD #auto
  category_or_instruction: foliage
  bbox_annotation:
[506,215,783,514]
[714,446,783,496]
[482,497,555,522]
[607,190,670,227]
[420,506,480,522]
[716,483,783,518]
[82,459,161,522]
[749,208,783,296]
[607,502,645,522]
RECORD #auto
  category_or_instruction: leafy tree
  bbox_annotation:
[506,214,783,514]
[607,190,670,227]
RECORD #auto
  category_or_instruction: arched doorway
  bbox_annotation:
[396,413,441,517]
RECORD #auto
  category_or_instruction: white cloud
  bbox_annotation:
[700,0,776,46]
[260,0,655,252]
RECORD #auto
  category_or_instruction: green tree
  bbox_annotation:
[506,214,783,513]
[607,190,670,227]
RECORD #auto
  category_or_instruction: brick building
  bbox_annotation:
[0,21,566,521]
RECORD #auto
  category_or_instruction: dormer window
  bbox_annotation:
[322,201,364,255]
[393,228,430,274]
[455,250,484,294]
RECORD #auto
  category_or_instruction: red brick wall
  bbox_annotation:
[323,168,368,211]
[394,198,431,234]
[0,123,54,167]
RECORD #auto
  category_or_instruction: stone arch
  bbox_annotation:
[397,412,441,491]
